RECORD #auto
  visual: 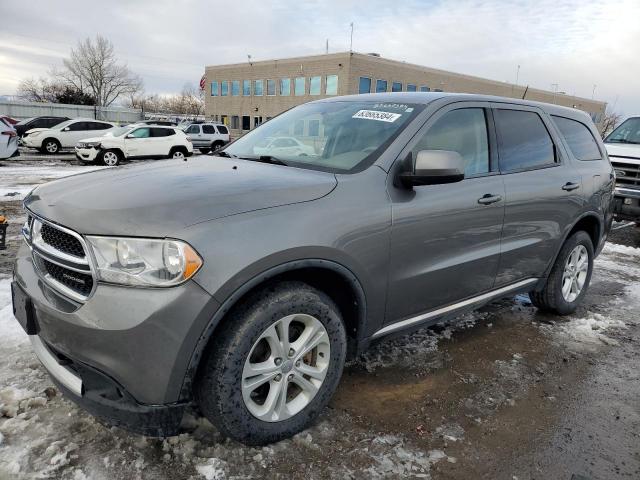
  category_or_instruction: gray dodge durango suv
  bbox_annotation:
[12,93,614,445]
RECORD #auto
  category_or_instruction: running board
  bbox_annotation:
[371,278,538,339]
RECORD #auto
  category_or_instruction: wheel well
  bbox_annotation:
[43,137,60,146]
[170,145,188,153]
[569,215,600,249]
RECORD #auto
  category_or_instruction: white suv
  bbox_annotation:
[22,118,115,154]
[183,123,230,153]
[75,124,193,166]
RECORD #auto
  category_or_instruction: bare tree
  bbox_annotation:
[126,84,204,116]
[600,108,622,139]
[17,77,94,105]
[59,35,143,107]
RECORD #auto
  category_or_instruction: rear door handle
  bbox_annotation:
[478,194,503,205]
[562,182,580,191]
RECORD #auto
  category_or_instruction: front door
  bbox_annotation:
[386,103,505,324]
[124,127,153,156]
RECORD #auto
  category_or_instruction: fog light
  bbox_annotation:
[624,198,632,205]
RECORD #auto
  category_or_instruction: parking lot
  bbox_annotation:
[0,150,639,479]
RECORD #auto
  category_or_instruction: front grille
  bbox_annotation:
[611,160,640,188]
[41,223,85,258]
[41,258,94,296]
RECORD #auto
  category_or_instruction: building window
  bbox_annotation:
[280,78,291,96]
[392,82,402,92]
[210,81,219,96]
[407,84,417,92]
[242,115,251,130]
[221,81,229,96]
[267,79,276,96]
[359,77,372,94]
[325,75,338,95]
[231,80,240,96]
[308,119,320,136]
[254,80,263,96]
[294,77,306,96]
[231,116,239,129]
[294,120,304,136]
[243,80,251,96]
[375,79,388,93]
[419,85,430,92]
[254,116,262,128]
[434,88,443,92]
[309,76,321,95]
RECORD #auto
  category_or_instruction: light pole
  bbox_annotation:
[592,84,597,99]
[551,83,558,104]
[349,22,354,52]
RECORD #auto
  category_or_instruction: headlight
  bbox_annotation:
[78,141,101,148]
[86,236,202,287]
[28,131,42,138]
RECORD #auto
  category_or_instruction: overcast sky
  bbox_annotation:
[0,0,638,116]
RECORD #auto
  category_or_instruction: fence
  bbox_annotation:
[0,99,143,124]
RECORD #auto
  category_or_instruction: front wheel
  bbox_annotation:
[530,231,594,315]
[42,139,60,154]
[195,281,347,445]
[100,149,122,166]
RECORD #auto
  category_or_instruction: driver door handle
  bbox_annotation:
[562,182,580,191]
[477,194,503,205]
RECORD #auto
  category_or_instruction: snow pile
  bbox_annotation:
[553,312,627,346]
[195,458,226,480]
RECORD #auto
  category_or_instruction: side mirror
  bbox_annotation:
[125,134,135,139]
[399,150,465,187]
[62,127,70,132]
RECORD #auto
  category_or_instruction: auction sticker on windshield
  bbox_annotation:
[352,110,402,122]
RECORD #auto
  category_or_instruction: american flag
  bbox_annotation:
[199,74,206,91]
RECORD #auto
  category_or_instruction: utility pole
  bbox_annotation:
[350,22,354,52]
[592,84,597,99]
[551,83,558,104]
[326,39,329,54]
[516,64,521,86]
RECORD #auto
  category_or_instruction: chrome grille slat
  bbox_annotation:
[611,160,640,188]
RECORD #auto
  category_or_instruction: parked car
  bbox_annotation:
[0,117,19,159]
[14,93,614,446]
[603,116,640,224]
[21,118,115,154]
[14,116,69,137]
[0,115,18,126]
[183,123,230,153]
[252,136,315,157]
[135,120,179,126]
[75,124,193,165]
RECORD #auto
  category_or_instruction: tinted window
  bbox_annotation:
[151,128,174,137]
[552,116,601,161]
[359,77,371,94]
[495,109,555,172]
[413,108,490,176]
[91,122,111,130]
[217,125,229,135]
[202,125,216,134]
[68,122,89,131]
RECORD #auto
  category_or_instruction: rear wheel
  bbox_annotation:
[42,138,60,154]
[170,147,187,160]
[199,148,211,154]
[100,149,122,166]
[195,281,347,445]
[211,141,224,152]
[529,231,594,315]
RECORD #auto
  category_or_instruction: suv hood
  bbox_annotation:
[77,134,113,143]
[605,143,640,160]
[25,157,337,237]
[24,128,50,136]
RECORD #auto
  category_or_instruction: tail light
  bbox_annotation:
[1,130,17,138]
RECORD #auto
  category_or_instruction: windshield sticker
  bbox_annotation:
[352,110,402,123]
[372,103,410,110]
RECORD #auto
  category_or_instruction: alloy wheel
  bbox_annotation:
[103,151,119,166]
[561,244,589,302]
[172,150,185,159]
[45,142,58,153]
[241,314,330,422]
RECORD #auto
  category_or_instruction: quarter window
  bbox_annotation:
[309,76,321,95]
[325,75,338,95]
[413,108,490,176]
[217,125,229,135]
[552,116,602,161]
[294,77,306,96]
[231,80,240,96]
[375,79,388,93]
[210,81,219,96]
[392,82,402,92]
[254,80,264,96]
[267,79,276,96]
[495,109,556,172]
[358,77,371,94]
[243,80,251,96]
[280,78,291,96]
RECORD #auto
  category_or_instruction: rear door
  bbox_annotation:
[492,104,583,286]
[385,102,506,323]
[150,127,175,155]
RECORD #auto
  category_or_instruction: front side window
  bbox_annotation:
[211,81,219,96]
[310,76,321,95]
[280,78,291,96]
[552,116,602,161]
[231,80,240,96]
[495,109,556,172]
[243,80,251,96]
[185,125,200,134]
[376,79,388,93]
[223,101,423,173]
[359,77,371,94]
[294,77,306,96]
[413,108,490,176]
[221,81,229,96]
[392,82,403,92]
[254,80,264,96]
[326,75,338,95]
[605,117,640,145]
[129,128,151,138]
[267,79,276,96]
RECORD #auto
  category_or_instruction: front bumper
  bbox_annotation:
[75,146,100,162]
[21,135,41,149]
[13,241,220,434]
[614,187,640,222]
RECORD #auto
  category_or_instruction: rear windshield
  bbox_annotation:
[605,117,640,145]
[223,101,423,173]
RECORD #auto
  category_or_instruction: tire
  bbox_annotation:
[170,147,187,160]
[211,141,224,152]
[99,149,122,167]
[199,148,211,154]
[195,281,347,445]
[529,231,594,315]
[42,138,60,154]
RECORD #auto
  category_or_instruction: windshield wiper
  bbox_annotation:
[215,150,234,158]
[237,155,289,166]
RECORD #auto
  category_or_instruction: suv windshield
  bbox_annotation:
[223,101,423,173]
[605,117,640,144]
[112,126,134,136]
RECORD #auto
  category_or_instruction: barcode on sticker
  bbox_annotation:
[352,110,402,122]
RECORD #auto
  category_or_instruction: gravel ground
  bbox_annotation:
[0,154,639,479]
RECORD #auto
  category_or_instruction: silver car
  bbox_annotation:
[183,122,230,153]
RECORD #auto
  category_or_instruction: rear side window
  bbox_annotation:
[68,122,89,131]
[217,125,229,135]
[552,116,601,161]
[151,128,175,137]
[90,122,111,130]
[495,109,555,172]
[412,108,490,176]
[202,125,216,134]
